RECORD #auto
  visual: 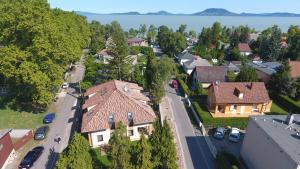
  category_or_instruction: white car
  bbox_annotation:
[228,128,240,142]
[61,82,69,89]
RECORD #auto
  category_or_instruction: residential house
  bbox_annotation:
[127,37,148,47]
[241,114,300,169]
[183,57,212,75]
[186,37,198,46]
[81,80,156,147]
[0,129,15,169]
[238,43,252,56]
[178,52,196,65]
[223,61,242,74]
[207,82,272,117]
[191,66,228,88]
[248,54,263,64]
[246,62,282,83]
[96,49,112,64]
[289,61,300,79]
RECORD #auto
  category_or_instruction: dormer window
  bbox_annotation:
[128,112,133,126]
[108,113,114,123]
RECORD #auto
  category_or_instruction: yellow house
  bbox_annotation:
[208,82,272,118]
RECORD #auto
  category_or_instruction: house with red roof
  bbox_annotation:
[238,43,252,56]
[127,37,148,47]
[81,80,156,147]
[207,82,272,117]
[289,61,300,79]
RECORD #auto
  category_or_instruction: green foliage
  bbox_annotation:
[108,122,133,169]
[134,134,153,169]
[129,28,138,38]
[177,78,191,96]
[227,71,238,82]
[189,30,197,38]
[56,134,93,169]
[89,20,105,55]
[259,26,282,61]
[177,24,187,35]
[139,24,147,38]
[192,102,248,129]
[147,25,157,44]
[193,82,203,95]
[269,92,300,114]
[150,119,178,169]
[211,22,222,45]
[216,151,240,169]
[226,47,241,61]
[0,0,90,109]
[286,34,300,60]
[157,25,186,57]
[236,66,258,82]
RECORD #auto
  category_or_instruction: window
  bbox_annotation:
[252,104,258,112]
[230,105,237,112]
[97,135,103,142]
[108,113,114,123]
[128,112,133,120]
[128,130,134,136]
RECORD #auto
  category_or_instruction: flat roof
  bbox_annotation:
[250,115,300,164]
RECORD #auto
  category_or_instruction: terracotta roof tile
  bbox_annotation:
[210,82,270,104]
[289,61,300,78]
[193,66,228,83]
[238,43,252,52]
[81,80,156,133]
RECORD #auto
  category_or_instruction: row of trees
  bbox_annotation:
[56,119,178,169]
[0,0,90,109]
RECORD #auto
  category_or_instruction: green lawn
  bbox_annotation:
[90,148,111,169]
[0,107,46,129]
[268,102,289,115]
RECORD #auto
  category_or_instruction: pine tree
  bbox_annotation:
[135,134,153,169]
[108,122,133,169]
[56,134,93,169]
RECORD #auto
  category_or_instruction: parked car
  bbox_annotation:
[43,113,55,124]
[34,126,49,140]
[228,128,241,142]
[172,79,178,89]
[61,82,69,89]
[213,127,225,140]
[19,146,44,169]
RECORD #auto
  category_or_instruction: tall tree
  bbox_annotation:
[198,27,211,46]
[259,26,282,61]
[129,28,138,38]
[239,26,251,43]
[211,22,222,45]
[236,66,258,82]
[108,122,133,169]
[135,134,153,169]
[139,24,147,38]
[56,134,93,169]
[177,24,187,35]
[147,25,157,44]
[89,20,105,55]
[150,119,178,169]
[107,21,132,80]
[188,30,197,38]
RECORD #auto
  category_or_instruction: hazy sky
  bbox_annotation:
[48,0,300,14]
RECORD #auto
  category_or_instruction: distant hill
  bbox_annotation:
[192,8,238,16]
[76,8,300,17]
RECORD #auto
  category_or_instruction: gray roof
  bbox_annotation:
[246,62,282,75]
[193,66,228,83]
[249,115,300,164]
[0,129,11,139]
[223,61,241,72]
[178,52,195,60]
[183,58,212,70]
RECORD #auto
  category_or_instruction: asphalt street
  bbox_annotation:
[165,84,216,169]
[33,58,85,169]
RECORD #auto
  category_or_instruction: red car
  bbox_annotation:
[172,79,178,89]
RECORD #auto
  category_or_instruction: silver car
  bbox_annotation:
[213,127,225,140]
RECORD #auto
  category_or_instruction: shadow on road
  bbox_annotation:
[44,147,59,169]
[185,136,216,169]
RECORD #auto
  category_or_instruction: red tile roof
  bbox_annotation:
[238,43,252,53]
[81,80,155,133]
[289,61,300,78]
[209,82,270,104]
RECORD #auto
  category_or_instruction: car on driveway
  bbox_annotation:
[213,127,225,140]
[61,82,69,89]
[34,126,49,140]
[43,113,55,124]
[19,146,44,169]
[228,128,241,142]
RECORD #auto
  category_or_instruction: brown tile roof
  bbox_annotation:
[238,43,252,52]
[127,37,144,44]
[289,61,300,78]
[81,80,155,133]
[210,82,270,104]
[193,66,228,83]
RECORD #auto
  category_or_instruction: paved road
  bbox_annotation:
[33,59,85,169]
[165,84,216,169]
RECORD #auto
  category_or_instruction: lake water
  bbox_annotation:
[85,14,300,32]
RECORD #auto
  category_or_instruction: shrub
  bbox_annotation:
[270,93,300,113]
[192,101,248,129]
[177,78,191,96]
[216,151,240,169]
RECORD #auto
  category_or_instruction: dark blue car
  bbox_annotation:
[43,113,55,124]
[19,146,44,169]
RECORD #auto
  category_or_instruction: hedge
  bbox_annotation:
[192,101,248,129]
[270,93,300,113]
[177,78,191,96]
[216,151,240,169]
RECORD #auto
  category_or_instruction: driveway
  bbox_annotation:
[32,58,85,169]
[165,84,216,169]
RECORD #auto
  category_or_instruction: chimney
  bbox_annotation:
[286,114,294,125]
[123,84,129,92]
